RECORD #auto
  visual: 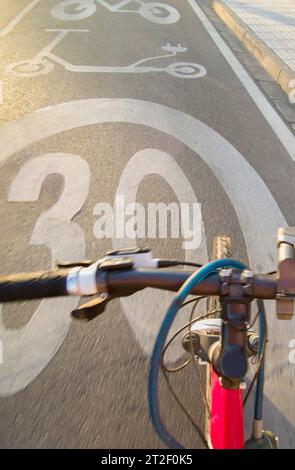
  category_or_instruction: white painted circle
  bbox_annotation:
[166,62,207,79]
[139,2,180,24]
[51,0,97,22]
[5,60,55,78]
[114,148,208,360]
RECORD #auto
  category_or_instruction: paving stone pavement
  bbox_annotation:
[221,0,295,72]
[205,0,295,131]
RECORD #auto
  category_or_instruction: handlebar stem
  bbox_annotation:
[211,269,252,388]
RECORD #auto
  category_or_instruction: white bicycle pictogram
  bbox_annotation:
[51,0,180,24]
[5,29,207,79]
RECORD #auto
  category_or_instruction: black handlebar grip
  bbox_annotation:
[0,269,70,302]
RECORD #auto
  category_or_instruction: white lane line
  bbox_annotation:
[0,0,42,38]
[187,0,295,162]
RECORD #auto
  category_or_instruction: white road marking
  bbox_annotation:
[0,97,287,271]
[5,31,206,79]
[0,99,293,441]
[0,0,42,38]
[187,0,295,162]
[0,98,287,273]
[114,148,208,360]
[51,0,180,25]
[51,0,97,21]
[0,153,89,395]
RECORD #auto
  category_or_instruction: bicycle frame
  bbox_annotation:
[209,368,244,449]
[183,316,249,449]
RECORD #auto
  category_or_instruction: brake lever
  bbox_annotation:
[68,249,155,321]
[71,293,110,321]
[57,260,94,268]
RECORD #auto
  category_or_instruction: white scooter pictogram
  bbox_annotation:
[5,29,207,79]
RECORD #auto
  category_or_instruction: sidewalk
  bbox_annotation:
[212,0,295,96]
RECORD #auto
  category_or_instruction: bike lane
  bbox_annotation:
[0,0,294,448]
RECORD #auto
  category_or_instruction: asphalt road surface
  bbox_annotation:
[0,0,295,449]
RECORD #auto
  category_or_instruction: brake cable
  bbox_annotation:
[148,259,246,449]
[160,301,217,448]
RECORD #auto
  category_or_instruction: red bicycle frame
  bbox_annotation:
[209,368,244,449]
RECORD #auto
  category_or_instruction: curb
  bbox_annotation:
[211,0,295,97]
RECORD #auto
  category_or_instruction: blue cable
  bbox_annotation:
[148,258,246,449]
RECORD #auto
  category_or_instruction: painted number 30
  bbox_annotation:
[0,148,203,393]
[0,153,90,395]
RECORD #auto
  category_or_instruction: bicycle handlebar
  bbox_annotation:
[0,265,277,303]
[1,225,295,323]
[0,269,70,302]
[105,269,277,299]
